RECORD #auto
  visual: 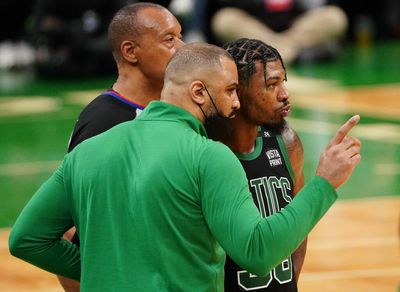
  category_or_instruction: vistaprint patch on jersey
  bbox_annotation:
[265,149,283,167]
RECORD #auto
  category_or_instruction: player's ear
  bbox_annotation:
[190,81,206,105]
[120,40,138,64]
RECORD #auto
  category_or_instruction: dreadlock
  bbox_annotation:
[223,38,287,87]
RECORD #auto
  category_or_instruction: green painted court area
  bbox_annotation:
[0,41,399,228]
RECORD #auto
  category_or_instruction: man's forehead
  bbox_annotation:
[255,60,284,74]
[221,58,239,82]
[138,7,175,30]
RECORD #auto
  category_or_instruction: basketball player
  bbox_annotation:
[207,38,314,291]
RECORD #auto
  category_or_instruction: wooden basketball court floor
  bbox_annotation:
[0,42,399,291]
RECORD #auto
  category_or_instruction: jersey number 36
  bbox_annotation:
[237,257,293,290]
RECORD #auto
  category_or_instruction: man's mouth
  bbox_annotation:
[280,105,291,117]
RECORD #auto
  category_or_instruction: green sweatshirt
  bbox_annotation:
[9,101,337,291]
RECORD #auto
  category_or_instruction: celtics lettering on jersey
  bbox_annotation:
[225,128,298,292]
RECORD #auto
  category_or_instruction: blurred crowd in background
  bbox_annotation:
[0,0,399,78]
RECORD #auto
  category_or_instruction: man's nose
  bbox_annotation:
[278,84,289,102]
[232,94,240,110]
[175,37,185,49]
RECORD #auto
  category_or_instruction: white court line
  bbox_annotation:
[291,83,400,120]
[375,163,400,175]
[0,97,60,117]
[333,195,400,202]
[0,289,61,292]
[301,267,400,281]
[0,160,61,176]
[307,236,399,250]
[287,117,400,144]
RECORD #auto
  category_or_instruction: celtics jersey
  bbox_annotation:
[224,126,297,292]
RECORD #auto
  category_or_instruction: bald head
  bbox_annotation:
[108,3,169,61]
[161,43,239,122]
[164,43,234,85]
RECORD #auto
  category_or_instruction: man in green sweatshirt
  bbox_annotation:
[9,43,361,291]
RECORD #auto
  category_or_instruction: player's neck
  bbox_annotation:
[226,114,258,154]
[113,73,163,107]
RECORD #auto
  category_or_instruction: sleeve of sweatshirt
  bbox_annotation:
[200,142,337,276]
[8,160,81,281]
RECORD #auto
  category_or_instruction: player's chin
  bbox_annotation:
[264,118,286,132]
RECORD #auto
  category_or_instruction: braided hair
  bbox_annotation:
[223,38,287,87]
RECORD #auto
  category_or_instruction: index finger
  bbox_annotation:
[330,115,360,145]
